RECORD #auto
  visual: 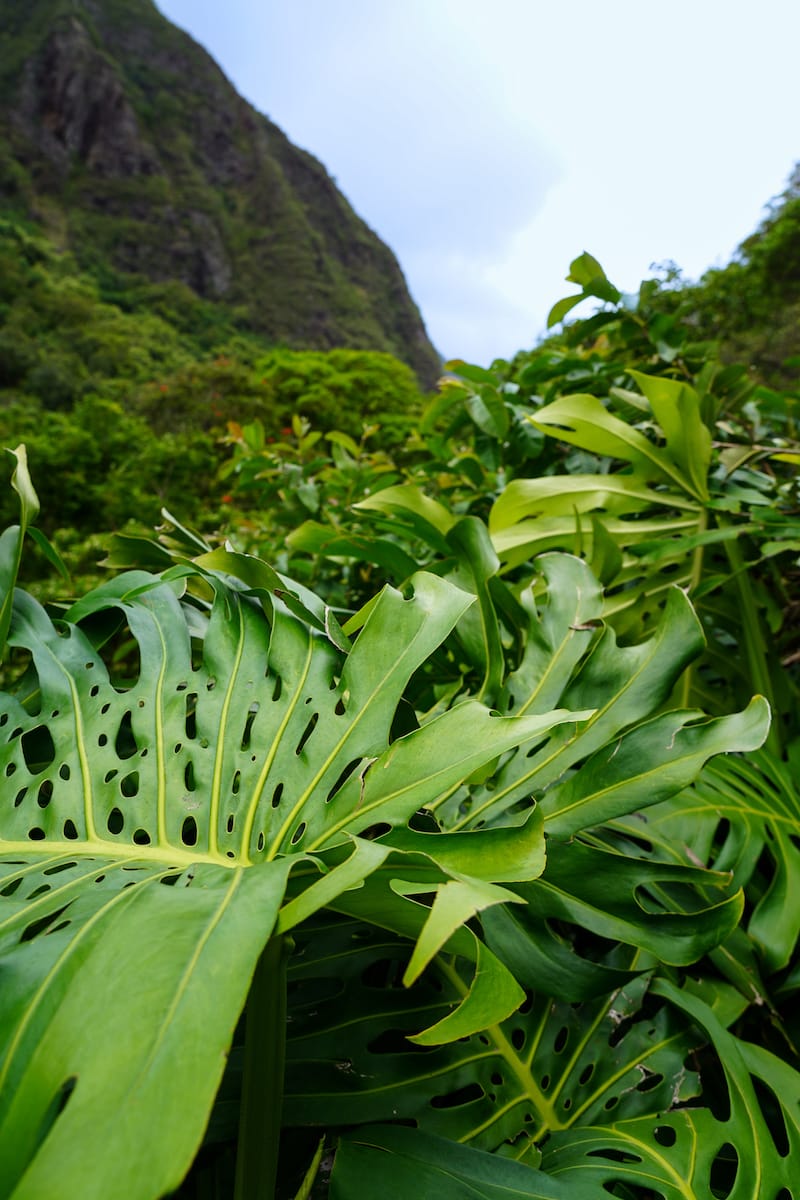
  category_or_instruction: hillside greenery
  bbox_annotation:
[0,215,426,590]
[0,0,441,385]
[1,199,800,1197]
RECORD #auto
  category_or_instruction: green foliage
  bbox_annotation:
[0,442,776,1198]
[3,232,800,1197]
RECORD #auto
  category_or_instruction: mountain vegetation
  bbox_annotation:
[0,0,440,386]
[2,3,800,1198]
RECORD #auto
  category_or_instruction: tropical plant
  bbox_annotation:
[1,443,777,1198]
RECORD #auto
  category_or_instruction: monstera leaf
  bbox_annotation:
[543,979,800,1200]
[285,915,703,1152]
[605,747,800,1014]
[330,1125,594,1200]
[0,473,575,1198]
[428,553,769,836]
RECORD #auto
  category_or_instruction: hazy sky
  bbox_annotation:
[157,0,800,365]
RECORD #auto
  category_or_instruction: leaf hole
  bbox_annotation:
[181,816,198,847]
[335,697,347,716]
[37,780,53,809]
[579,1062,595,1085]
[21,904,68,939]
[325,757,362,803]
[120,772,139,798]
[653,1125,676,1147]
[14,787,26,808]
[553,1025,569,1053]
[184,694,198,740]
[272,782,284,808]
[114,711,137,760]
[241,704,260,750]
[43,862,77,876]
[132,828,151,845]
[104,769,118,783]
[272,676,282,702]
[184,760,196,792]
[490,1072,503,1086]
[525,737,549,759]
[107,808,124,834]
[231,769,241,795]
[430,1082,484,1109]
[291,822,306,846]
[21,726,56,774]
[89,685,100,698]
[63,820,78,840]
[206,677,216,692]
[28,828,46,841]
[295,712,319,756]
[636,1070,663,1093]
[588,1148,643,1164]
[226,814,235,833]
[540,1074,550,1090]
[510,1028,525,1051]
[100,703,110,715]
[751,1074,790,1156]
[709,1141,738,1199]
[257,832,265,852]
[1,877,22,896]
[28,884,51,898]
[58,763,70,781]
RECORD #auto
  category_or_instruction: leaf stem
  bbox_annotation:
[234,934,292,1200]
[721,522,781,757]
[680,507,708,708]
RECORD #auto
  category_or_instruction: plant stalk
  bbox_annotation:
[721,526,782,758]
[680,508,709,708]
[234,934,292,1200]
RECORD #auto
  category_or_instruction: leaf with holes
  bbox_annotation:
[283,914,704,1155]
[0,529,589,1197]
[615,750,800,974]
[542,978,800,1199]
[432,555,769,835]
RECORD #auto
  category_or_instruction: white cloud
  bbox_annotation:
[158,0,800,364]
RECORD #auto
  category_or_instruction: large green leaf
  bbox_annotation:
[528,394,698,495]
[613,749,800,973]
[543,978,800,1199]
[0,560,565,1195]
[331,1126,592,1200]
[628,370,712,501]
[0,857,293,1200]
[284,916,704,1153]
[431,556,769,834]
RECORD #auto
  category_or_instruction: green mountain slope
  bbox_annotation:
[0,0,440,386]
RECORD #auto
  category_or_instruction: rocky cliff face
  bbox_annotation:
[0,0,440,385]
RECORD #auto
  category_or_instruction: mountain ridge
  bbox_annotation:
[0,0,441,386]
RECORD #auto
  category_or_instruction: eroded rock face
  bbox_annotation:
[0,0,441,385]
[17,17,160,178]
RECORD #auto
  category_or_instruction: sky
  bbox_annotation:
[157,0,800,366]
